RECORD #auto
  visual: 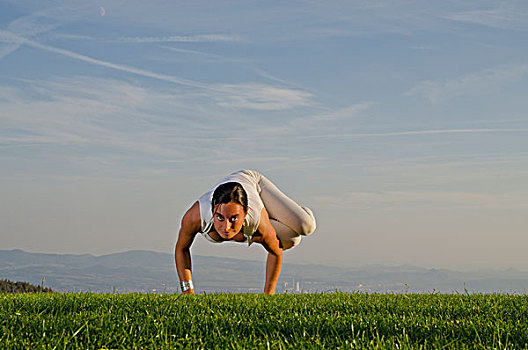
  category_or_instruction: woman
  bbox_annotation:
[175,170,316,295]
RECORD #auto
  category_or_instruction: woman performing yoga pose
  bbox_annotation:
[175,170,317,295]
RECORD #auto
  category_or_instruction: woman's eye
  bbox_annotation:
[216,215,223,221]
[230,217,238,223]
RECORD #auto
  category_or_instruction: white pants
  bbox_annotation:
[257,174,316,250]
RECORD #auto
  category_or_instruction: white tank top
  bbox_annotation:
[198,170,264,245]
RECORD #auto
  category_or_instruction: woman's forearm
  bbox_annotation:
[174,201,201,294]
[175,247,193,285]
[264,250,283,294]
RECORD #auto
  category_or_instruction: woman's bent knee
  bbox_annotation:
[299,206,316,236]
[281,235,301,250]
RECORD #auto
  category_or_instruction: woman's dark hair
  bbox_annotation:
[212,182,248,212]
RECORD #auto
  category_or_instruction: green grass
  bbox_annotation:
[1,292,527,349]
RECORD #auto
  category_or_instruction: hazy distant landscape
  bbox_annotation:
[1,249,527,294]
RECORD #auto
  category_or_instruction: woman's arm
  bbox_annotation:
[256,208,283,295]
[175,201,201,294]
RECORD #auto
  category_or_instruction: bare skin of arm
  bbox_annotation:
[252,208,283,295]
[174,201,201,295]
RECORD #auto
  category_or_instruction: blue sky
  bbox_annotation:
[1,1,527,269]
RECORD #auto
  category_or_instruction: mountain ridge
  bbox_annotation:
[1,249,527,294]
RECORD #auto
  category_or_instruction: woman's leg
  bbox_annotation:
[257,174,316,241]
[269,219,302,250]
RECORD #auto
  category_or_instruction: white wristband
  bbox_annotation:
[180,280,194,292]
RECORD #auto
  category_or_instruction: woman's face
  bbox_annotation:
[213,201,248,240]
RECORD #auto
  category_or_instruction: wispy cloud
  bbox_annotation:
[118,34,242,43]
[0,44,20,60]
[367,152,528,169]
[0,77,196,155]
[405,63,528,102]
[1,2,103,60]
[290,102,374,129]
[445,4,528,31]
[410,45,440,51]
[0,30,314,111]
[364,155,528,187]
[0,13,57,60]
[252,67,303,88]
[314,190,528,211]
[0,76,318,173]
[212,83,314,110]
[161,46,253,64]
[295,128,528,140]
[0,30,214,91]
[51,33,96,41]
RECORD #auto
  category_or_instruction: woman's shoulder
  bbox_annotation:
[181,201,202,233]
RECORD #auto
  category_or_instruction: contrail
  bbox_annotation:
[118,34,241,43]
[0,30,221,92]
[0,44,22,60]
[297,128,528,139]
[361,128,528,137]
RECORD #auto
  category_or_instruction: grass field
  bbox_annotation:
[1,292,527,349]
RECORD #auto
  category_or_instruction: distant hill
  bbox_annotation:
[0,279,53,293]
[1,249,528,294]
